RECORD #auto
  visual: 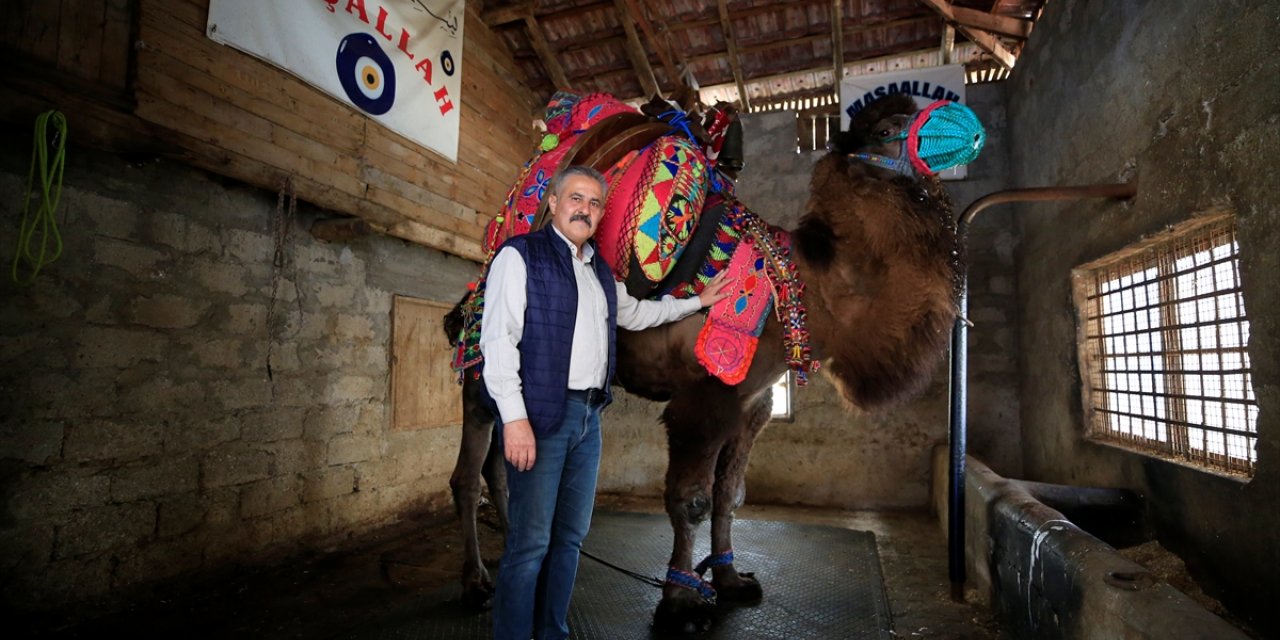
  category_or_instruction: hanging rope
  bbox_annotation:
[266,175,300,381]
[11,110,68,285]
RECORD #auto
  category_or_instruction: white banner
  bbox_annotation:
[840,65,968,180]
[208,0,465,162]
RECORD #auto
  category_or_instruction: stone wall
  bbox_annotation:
[597,84,1024,507]
[0,143,474,611]
[1006,0,1279,634]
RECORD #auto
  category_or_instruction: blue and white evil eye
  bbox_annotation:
[336,33,396,115]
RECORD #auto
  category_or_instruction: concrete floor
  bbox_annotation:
[26,498,1003,639]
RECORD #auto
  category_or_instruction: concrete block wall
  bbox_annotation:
[1006,0,1280,634]
[0,143,474,611]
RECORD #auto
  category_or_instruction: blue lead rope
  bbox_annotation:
[657,109,697,142]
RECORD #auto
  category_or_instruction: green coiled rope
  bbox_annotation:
[11,110,68,285]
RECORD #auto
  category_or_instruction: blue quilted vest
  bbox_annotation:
[498,225,618,437]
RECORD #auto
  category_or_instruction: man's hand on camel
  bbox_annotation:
[697,271,734,308]
[503,419,537,471]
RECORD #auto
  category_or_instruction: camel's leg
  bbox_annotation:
[653,382,740,634]
[449,374,498,609]
[707,390,772,604]
[480,420,508,531]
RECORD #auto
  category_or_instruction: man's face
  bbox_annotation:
[547,174,605,249]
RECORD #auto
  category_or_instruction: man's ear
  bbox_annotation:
[546,192,558,211]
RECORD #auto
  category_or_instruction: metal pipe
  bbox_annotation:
[947,182,1136,602]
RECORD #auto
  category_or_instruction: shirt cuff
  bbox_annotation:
[494,395,528,425]
[679,296,703,315]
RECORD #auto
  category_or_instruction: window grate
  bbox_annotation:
[796,114,840,153]
[1073,215,1256,477]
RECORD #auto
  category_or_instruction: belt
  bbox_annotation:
[566,388,607,407]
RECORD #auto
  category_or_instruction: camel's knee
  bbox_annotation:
[667,491,712,525]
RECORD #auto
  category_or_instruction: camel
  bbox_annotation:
[444,92,965,634]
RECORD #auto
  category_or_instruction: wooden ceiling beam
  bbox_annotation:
[613,0,660,98]
[831,0,844,98]
[951,5,1032,38]
[482,2,531,26]
[916,0,1017,68]
[686,15,933,64]
[621,0,680,86]
[523,14,571,89]
[670,0,828,32]
[716,0,751,109]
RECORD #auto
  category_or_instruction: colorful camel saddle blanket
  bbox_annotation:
[453,93,815,386]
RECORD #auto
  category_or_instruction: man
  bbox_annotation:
[480,165,729,640]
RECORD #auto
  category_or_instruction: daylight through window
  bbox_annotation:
[1073,215,1256,477]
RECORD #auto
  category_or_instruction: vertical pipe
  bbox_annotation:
[947,183,1136,602]
[948,270,969,602]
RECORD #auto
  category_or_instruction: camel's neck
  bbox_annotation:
[776,160,961,410]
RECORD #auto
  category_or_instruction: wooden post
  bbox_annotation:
[614,0,660,97]
[716,0,751,110]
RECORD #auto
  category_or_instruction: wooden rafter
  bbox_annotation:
[524,14,570,89]
[482,2,530,26]
[614,0,660,97]
[621,0,680,86]
[830,0,844,97]
[916,0,1017,68]
[687,16,932,65]
[951,5,1032,38]
[670,0,828,32]
[716,0,751,109]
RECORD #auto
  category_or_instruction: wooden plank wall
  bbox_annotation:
[0,0,133,93]
[1,0,540,262]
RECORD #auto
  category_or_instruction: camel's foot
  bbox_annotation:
[653,590,715,635]
[714,570,762,605]
[460,565,494,610]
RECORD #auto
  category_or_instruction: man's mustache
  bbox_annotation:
[569,213,592,227]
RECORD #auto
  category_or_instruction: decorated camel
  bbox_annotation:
[444,91,982,633]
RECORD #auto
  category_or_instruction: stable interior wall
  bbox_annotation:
[597,82,1024,509]
[0,143,476,614]
[0,0,536,616]
[1006,0,1279,634]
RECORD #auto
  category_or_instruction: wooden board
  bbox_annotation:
[391,296,464,431]
[0,0,540,263]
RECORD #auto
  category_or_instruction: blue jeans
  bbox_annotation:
[492,396,602,640]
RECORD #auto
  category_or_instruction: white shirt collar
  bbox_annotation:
[550,224,595,262]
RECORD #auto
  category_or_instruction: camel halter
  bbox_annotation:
[849,138,915,178]
[848,100,987,177]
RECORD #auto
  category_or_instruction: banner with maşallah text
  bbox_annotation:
[840,65,968,180]
[207,0,464,162]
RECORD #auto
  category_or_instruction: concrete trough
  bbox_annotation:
[932,448,1248,639]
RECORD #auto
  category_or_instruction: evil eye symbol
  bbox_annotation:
[336,33,396,115]
[440,49,455,76]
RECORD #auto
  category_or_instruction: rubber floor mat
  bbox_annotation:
[358,510,893,639]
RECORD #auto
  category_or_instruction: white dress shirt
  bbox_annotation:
[479,226,702,425]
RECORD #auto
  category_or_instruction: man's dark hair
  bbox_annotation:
[549,165,607,199]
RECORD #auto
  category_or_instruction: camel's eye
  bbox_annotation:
[911,188,929,203]
[878,129,891,138]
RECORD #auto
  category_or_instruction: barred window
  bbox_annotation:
[796,114,840,153]
[1072,215,1257,478]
